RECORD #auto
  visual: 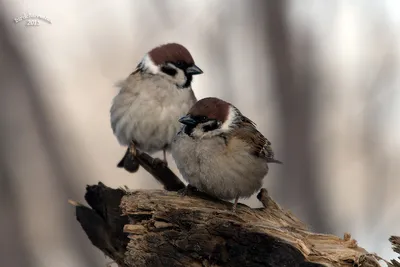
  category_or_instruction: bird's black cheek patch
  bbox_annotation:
[202,120,219,132]
[182,74,193,88]
[184,125,195,136]
[161,66,177,76]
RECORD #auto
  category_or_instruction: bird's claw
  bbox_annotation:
[177,187,189,197]
[128,141,137,156]
[231,196,239,213]
[152,157,168,168]
[178,184,197,197]
[129,141,138,157]
[231,205,237,213]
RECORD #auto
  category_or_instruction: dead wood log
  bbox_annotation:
[388,236,400,267]
[70,152,396,267]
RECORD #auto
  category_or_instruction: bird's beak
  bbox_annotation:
[179,115,198,126]
[186,64,203,75]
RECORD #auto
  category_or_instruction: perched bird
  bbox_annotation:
[110,43,202,172]
[171,97,282,212]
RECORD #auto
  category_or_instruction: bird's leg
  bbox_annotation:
[128,141,137,156]
[232,196,239,212]
[162,148,168,166]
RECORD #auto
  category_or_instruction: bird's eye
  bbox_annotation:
[199,116,208,122]
[161,66,177,76]
[175,61,185,68]
[192,115,209,122]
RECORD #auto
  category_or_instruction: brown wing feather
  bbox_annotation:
[230,116,282,164]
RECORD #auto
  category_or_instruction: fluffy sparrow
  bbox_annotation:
[171,97,282,211]
[110,43,202,172]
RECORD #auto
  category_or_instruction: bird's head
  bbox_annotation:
[179,97,242,138]
[137,43,203,88]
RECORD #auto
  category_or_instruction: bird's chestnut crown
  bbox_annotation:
[179,97,238,136]
[138,43,203,88]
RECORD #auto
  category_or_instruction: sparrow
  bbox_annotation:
[171,97,282,212]
[110,43,203,172]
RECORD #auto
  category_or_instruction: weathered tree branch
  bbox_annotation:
[388,236,400,267]
[70,152,397,267]
[133,150,185,191]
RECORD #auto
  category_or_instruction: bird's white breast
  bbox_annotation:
[171,133,269,200]
[110,74,196,153]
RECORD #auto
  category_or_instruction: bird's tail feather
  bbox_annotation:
[117,147,140,173]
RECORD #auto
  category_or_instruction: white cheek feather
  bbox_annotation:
[141,53,159,74]
[220,106,236,131]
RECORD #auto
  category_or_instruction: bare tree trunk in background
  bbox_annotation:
[256,0,331,232]
[204,9,234,100]
[0,8,100,266]
[363,49,397,236]
[0,169,33,267]
[0,14,37,267]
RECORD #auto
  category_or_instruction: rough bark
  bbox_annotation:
[388,236,400,267]
[260,0,329,232]
[70,152,397,267]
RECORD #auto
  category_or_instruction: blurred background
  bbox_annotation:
[0,0,399,266]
